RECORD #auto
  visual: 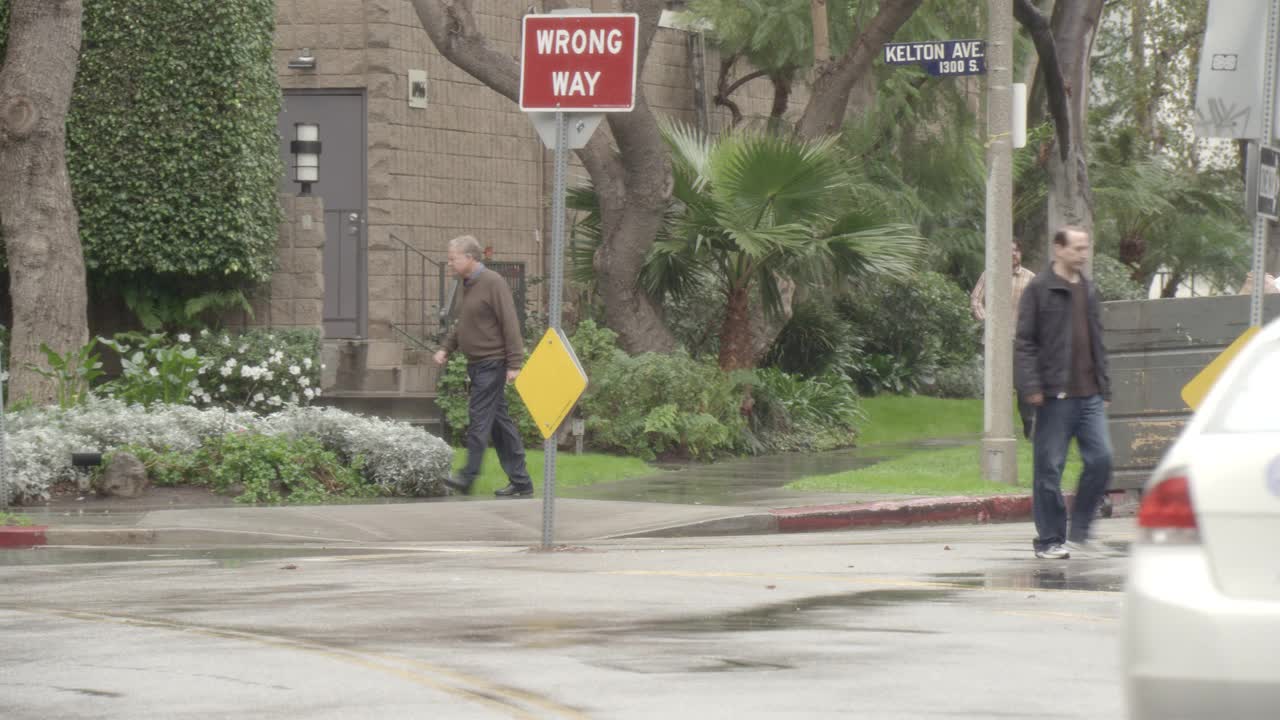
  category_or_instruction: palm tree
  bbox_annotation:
[652,120,924,370]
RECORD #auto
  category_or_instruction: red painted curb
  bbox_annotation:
[0,526,49,548]
[770,495,1067,533]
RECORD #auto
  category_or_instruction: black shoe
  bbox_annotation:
[494,483,534,498]
[443,475,472,496]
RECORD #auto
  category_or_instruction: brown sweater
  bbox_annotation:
[443,267,524,369]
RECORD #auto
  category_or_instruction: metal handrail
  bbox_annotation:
[388,234,459,348]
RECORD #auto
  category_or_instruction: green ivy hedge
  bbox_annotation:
[0,0,281,283]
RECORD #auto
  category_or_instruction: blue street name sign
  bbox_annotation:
[883,39,986,77]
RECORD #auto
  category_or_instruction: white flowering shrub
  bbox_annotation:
[191,328,323,412]
[263,407,452,496]
[2,401,451,504]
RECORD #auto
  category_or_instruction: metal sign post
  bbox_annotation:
[1195,0,1280,327]
[1249,1,1279,328]
[520,10,638,547]
[541,110,569,548]
[0,339,7,509]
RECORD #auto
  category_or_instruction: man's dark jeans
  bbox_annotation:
[1032,394,1112,551]
[457,359,531,489]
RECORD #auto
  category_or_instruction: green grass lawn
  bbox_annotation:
[788,394,1083,496]
[856,395,984,445]
[451,448,657,496]
[790,438,1083,495]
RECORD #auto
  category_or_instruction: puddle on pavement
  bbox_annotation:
[0,546,405,568]
[613,589,954,635]
[929,567,1125,593]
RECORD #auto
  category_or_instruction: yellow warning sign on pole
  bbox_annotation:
[1180,326,1261,410]
[514,328,588,439]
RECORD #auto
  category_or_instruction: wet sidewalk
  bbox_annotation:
[0,437,1070,548]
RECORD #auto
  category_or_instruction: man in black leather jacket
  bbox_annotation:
[1015,227,1113,560]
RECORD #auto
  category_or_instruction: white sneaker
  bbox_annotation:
[1035,544,1070,559]
[1066,539,1101,556]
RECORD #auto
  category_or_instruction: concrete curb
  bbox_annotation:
[11,494,1059,547]
[772,495,1039,533]
[0,525,48,548]
[616,494,1048,539]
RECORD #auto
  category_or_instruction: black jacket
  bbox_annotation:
[1014,268,1111,401]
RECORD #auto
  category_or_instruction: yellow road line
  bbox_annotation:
[11,607,590,720]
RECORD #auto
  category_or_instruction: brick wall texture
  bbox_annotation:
[272,1,802,340]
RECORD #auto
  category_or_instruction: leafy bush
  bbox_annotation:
[926,354,984,399]
[99,333,204,407]
[264,406,453,497]
[580,351,745,460]
[23,329,323,413]
[661,279,726,359]
[192,328,323,411]
[0,0,282,283]
[27,339,106,409]
[763,299,858,377]
[125,432,372,505]
[3,400,451,503]
[748,369,864,451]
[837,271,979,394]
[1092,253,1147,301]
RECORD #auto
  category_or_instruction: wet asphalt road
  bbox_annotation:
[0,521,1132,719]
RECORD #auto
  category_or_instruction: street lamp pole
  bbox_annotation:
[982,0,1018,484]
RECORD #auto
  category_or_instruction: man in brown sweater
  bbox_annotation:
[433,235,533,497]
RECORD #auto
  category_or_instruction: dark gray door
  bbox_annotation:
[278,91,366,338]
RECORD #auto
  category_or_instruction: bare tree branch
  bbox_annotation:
[795,0,923,138]
[1014,0,1070,162]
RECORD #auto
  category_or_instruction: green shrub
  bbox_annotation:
[193,328,322,411]
[661,280,726,359]
[927,355,984,399]
[0,0,282,284]
[763,299,857,377]
[99,333,204,408]
[748,369,864,451]
[123,432,374,504]
[26,339,106,409]
[580,351,745,460]
[837,271,979,394]
[1092,253,1146,301]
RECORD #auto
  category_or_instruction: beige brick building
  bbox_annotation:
[256,1,791,420]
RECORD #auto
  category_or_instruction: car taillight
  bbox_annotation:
[1137,473,1200,544]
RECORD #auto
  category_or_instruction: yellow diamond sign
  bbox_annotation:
[1181,326,1260,411]
[515,328,588,439]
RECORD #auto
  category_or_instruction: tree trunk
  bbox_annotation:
[1016,0,1103,263]
[0,0,89,407]
[718,285,754,371]
[811,0,830,64]
[1046,0,1103,262]
[748,276,796,365]
[410,0,676,354]
[795,0,923,139]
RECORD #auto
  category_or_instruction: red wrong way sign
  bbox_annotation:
[520,13,639,112]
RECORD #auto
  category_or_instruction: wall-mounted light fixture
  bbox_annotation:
[287,48,317,70]
[290,122,321,196]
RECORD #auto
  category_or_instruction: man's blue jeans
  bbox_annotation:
[1032,394,1112,551]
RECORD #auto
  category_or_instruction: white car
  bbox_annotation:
[1123,317,1280,719]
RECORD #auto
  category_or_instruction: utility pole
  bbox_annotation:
[982,0,1017,484]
